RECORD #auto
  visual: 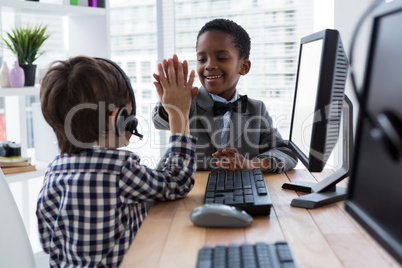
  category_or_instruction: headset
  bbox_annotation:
[95,57,143,140]
[349,0,402,160]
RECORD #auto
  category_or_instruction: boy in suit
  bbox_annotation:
[36,56,197,267]
[153,18,297,173]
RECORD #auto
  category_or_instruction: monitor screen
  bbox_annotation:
[345,1,402,264]
[288,29,348,172]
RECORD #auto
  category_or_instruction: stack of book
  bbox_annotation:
[0,156,36,174]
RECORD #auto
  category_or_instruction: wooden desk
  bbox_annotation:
[120,169,400,268]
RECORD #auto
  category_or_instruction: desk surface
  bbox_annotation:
[120,169,400,268]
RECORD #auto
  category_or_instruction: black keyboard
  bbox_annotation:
[196,241,297,268]
[203,168,272,215]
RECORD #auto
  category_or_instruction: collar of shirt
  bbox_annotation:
[209,91,239,104]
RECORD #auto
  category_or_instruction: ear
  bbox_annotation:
[239,59,251,75]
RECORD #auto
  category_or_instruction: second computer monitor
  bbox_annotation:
[288,29,348,172]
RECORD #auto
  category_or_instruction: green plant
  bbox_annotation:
[2,24,51,65]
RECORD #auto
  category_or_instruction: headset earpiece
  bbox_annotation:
[115,106,140,137]
[370,112,402,161]
[95,57,143,140]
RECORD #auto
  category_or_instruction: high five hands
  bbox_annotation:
[153,54,199,100]
[153,54,198,134]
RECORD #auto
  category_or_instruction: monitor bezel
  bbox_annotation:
[288,29,342,172]
[345,0,402,264]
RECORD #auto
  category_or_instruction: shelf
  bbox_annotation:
[4,161,48,184]
[0,0,106,16]
[0,85,40,97]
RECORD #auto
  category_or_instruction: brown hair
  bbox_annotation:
[40,56,130,154]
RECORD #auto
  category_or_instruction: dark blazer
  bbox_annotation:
[152,87,297,172]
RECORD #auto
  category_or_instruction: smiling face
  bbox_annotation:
[196,30,251,100]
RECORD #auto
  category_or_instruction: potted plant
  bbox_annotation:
[2,24,51,86]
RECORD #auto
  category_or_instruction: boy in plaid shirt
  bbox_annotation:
[36,56,197,267]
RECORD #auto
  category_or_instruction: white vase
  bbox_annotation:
[0,61,11,88]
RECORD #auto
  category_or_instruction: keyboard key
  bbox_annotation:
[214,196,225,204]
[226,171,234,191]
[244,188,253,195]
[245,195,254,204]
[234,189,243,196]
[256,180,266,188]
[242,176,252,189]
[258,187,268,195]
[216,172,225,192]
[205,192,215,198]
[233,195,244,204]
[205,198,214,204]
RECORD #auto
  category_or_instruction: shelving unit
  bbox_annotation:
[0,0,110,61]
[0,0,110,161]
[0,2,110,263]
[0,0,106,16]
[4,161,48,184]
[0,85,40,97]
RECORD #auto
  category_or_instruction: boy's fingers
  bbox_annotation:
[223,148,238,154]
[176,62,184,88]
[167,59,177,85]
[183,60,188,85]
[216,161,230,169]
[158,63,169,89]
[173,54,179,70]
[153,82,163,99]
[187,70,195,87]
[153,73,160,82]
[191,87,199,99]
[163,59,170,78]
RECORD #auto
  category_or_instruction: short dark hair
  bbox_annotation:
[40,56,130,155]
[196,18,251,59]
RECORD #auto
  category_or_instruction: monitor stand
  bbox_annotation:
[282,95,353,209]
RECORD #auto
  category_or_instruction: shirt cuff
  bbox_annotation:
[257,156,279,173]
[158,104,170,122]
[169,134,197,156]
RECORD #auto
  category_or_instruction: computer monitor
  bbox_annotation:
[282,29,353,209]
[345,1,402,264]
[287,29,348,172]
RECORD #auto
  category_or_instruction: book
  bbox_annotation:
[2,164,36,174]
[0,156,31,167]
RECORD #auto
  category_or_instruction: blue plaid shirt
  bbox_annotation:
[36,134,197,267]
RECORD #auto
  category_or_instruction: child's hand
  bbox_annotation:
[153,54,198,99]
[213,148,274,172]
[154,55,197,134]
[212,148,250,170]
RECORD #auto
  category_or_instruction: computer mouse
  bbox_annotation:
[190,204,253,228]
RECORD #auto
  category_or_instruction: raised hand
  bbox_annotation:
[153,54,198,99]
[153,55,197,134]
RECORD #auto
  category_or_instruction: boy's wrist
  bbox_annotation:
[169,115,190,134]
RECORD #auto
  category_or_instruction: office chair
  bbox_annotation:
[0,169,36,268]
